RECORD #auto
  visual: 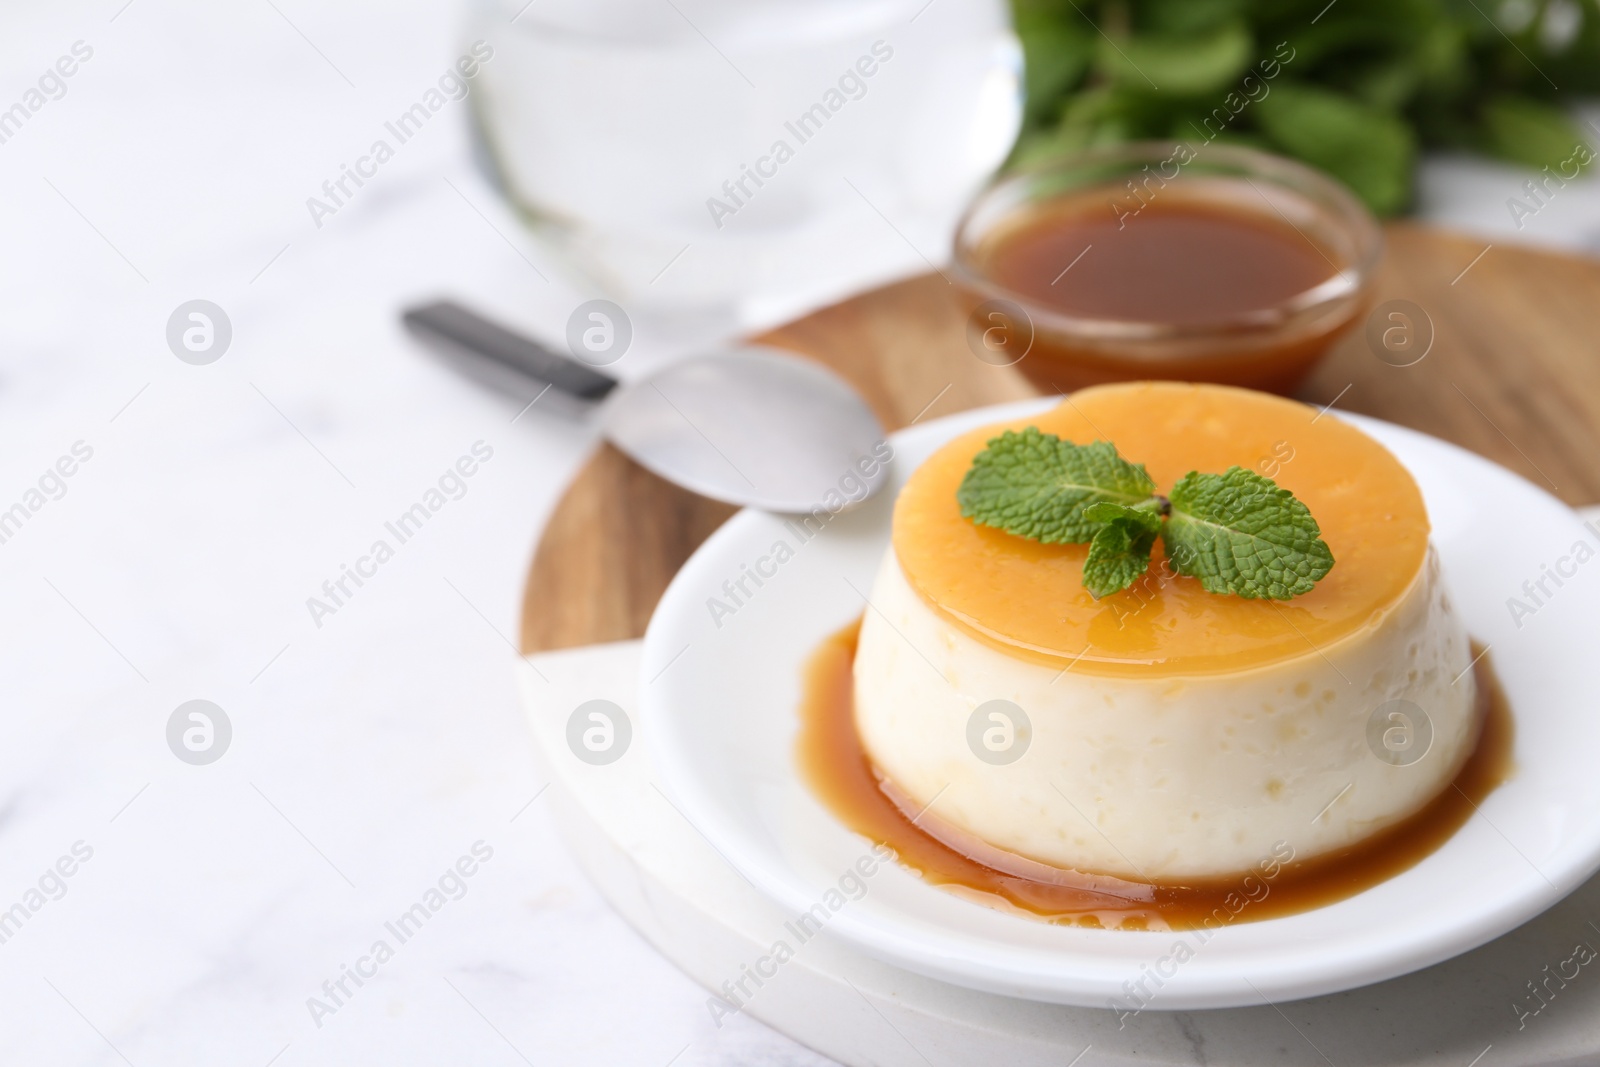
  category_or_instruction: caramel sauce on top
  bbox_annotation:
[892,383,1431,676]
[797,620,1513,931]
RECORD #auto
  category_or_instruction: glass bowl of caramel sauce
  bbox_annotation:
[952,142,1383,394]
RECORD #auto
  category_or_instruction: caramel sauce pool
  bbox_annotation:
[796,620,1514,931]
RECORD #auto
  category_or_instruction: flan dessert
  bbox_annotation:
[852,382,1478,881]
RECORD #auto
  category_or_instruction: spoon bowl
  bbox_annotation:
[403,301,890,513]
[602,347,889,513]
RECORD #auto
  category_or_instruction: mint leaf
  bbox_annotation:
[1164,467,1334,600]
[957,429,1156,544]
[1480,95,1592,173]
[1082,500,1163,534]
[1095,22,1253,96]
[1253,82,1416,216]
[1082,502,1163,599]
[1014,9,1093,130]
[1082,501,1163,599]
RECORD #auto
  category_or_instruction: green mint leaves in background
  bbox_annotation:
[957,429,1335,599]
[1252,82,1417,218]
[1009,0,1599,216]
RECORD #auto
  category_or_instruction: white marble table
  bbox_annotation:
[0,3,1596,1064]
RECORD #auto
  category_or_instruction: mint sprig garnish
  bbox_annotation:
[955,428,1155,544]
[957,430,1335,600]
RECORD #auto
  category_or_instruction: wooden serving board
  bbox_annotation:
[521,224,1600,655]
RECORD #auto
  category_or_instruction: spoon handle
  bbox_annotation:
[402,300,618,401]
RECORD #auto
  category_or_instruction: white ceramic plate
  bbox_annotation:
[641,398,1600,1009]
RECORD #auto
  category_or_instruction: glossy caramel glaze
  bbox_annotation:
[892,382,1430,676]
[797,620,1513,931]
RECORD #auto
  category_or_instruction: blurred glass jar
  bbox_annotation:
[466,0,1021,331]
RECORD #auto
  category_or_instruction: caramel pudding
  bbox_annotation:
[851,382,1480,881]
[805,622,1510,929]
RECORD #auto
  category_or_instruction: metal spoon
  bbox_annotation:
[402,300,891,513]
